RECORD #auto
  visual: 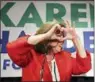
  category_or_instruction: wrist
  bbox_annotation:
[72,35,80,41]
[45,32,51,40]
[72,36,80,45]
[27,36,32,44]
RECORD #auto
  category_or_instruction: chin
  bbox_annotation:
[55,49,62,53]
[58,49,62,52]
[53,46,62,53]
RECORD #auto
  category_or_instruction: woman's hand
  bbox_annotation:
[46,24,64,41]
[63,21,87,58]
[63,21,79,41]
[46,20,79,42]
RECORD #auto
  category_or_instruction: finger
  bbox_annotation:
[62,36,68,40]
[50,24,60,33]
[53,24,60,28]
[54,24,62,34]
[57,24,61,30]
[71,23,76,31]
[54,24,61,30]
[64,20,69,28]
[52,36,60,41]
[60,27,64,32]
[57,37,65,42]
[66,20,71,28]
[72,21,77,32]
[50,34,60,40]
[62,27,68,32]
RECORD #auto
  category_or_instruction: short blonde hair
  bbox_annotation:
[35,20,59,35]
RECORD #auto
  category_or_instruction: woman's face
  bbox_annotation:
[48,24,65,53]
[49,41,63,53]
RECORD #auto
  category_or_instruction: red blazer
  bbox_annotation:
[6,36,91,82]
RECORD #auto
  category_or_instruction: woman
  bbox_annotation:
[6,20,91,82]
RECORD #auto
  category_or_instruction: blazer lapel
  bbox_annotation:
[55,52,65,81]
[43,59,52,81]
